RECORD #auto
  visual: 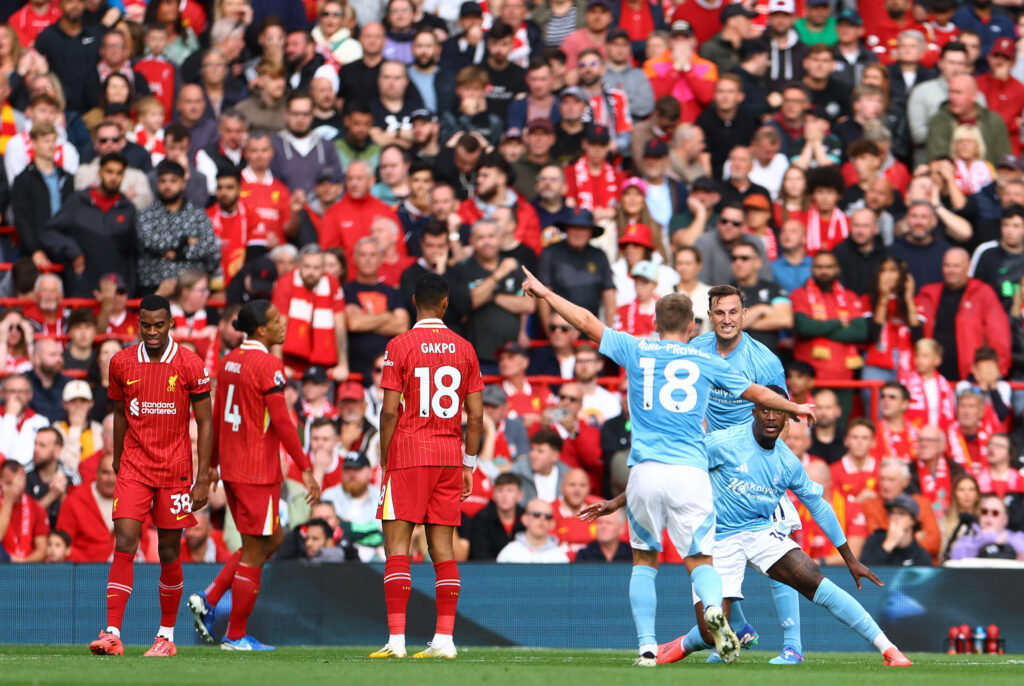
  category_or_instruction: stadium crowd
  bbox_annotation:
[2,0,1024,570]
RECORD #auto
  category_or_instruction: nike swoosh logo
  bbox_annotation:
[176,513,191,521]
[126,380,141,385]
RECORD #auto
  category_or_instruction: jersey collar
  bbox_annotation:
[413,318,446,329]
[137,338,178,364]
[240,338,269,353]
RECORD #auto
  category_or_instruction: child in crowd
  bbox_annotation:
[901,338,956,431]
[128,96,167,166]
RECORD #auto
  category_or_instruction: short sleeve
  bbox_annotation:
[330,275,345,312]
[706,355,752,400]
[186,356,212,396]
[789,287,809,314]
[263,359,287,395]
[598,327,635,368]
[379,339,404,393]
[107,357,124,402]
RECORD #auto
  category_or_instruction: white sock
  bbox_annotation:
[431,633,454,648]
[105,626,121,638]
[157,626,175,642]
[639,643,658,656]
[388,634,406,652]
[873,633,895,653]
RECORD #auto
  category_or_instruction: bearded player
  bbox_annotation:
[370,274,484,660]
[90,296,213,657]
[187,300,321,650]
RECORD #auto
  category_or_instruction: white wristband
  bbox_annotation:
[463,453,477,469]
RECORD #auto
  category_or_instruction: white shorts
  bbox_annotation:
[625,461,715,557]
[691,528,799,604]
[772,495,802,536]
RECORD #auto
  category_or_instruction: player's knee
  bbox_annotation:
[114,533,139,555]
[266,528,285,555]
[157,543,179,565]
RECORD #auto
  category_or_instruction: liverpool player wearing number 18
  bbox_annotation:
[187,300,321,651]
[90,296,213,658]
[370,274,484,660]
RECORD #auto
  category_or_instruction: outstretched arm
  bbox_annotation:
[741,384,816,424]
[521,266,605,343]
[579,492,626,521]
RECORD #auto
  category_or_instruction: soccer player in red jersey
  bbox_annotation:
[370,274,484,660]
[90,296,213,658]
[187,300,321,651]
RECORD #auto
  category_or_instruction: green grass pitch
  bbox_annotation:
[1,646,1021,686]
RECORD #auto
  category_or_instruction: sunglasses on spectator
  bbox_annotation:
[558,394,581,403]
[549,324,571,333]
[528,511,554,519]
[719,218,743,226]
[731,254,755,262]
[321,10,344,17]
[98,136,123,144]
[980,508,1002,516]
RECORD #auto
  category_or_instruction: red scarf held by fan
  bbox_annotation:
[916,457,952,511]
[864,296,915,372]
[804,279,863,370]
[282,270,338,366]
[806,205,849,255]
[571,156,620,211]
[975,466,1024,498]
[876,420,918,462]
[946,420,992,472]
[900,370,956,430]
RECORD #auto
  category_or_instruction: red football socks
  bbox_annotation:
[106,551,134,631]
[205,550,241,606]
[226,563,262,640]
[158,559,184,628]
[433,559,460,636]
[384,555,412,635]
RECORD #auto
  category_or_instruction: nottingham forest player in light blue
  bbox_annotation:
[520,267,815,667]
[689,285,802,664]
[591,387,913,668]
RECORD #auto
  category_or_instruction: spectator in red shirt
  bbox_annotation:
[0,459,48,562]
[546,381,604,495]
[975,433,1024,498]
[371,216,416,288]
[8,0,63,49]
[497,341,553,429]
[975,38,1024,155]
[550,467,599,559]
[458,151,543,254]
[910,423,965,517]
[55,453,117,562]
[798,458,868,564]
[320,160,406,265]
[179,510,231,563]
[874,382,918,462]
[830,418,881,503]
[239,132,298,248]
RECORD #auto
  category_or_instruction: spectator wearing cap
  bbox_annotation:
[136,160,220,295]
[614,260,660,339]
[483,22,528,122]
[565,124,622,230]
[295,365,340,428]
[802,44,851,125]
[976,37,1024,156]
[742,193,778,261]
[497,340,555,428]
[832,10,879,92]
[343,237,411,379]
[11,123,74,275]
[336,380,380,457]
[510,119,558,201]
[926,74,1010,167]
[537,208,617,329]
[952,0,1015,58]
[225,257,279,306]
[917,247,1010,380]
[273,91,345,196]
[73,121,154,211]
[458,152,543,254]
[239,132,299,249]
[452,218,535,374]
[321,450,383,540]
[612,221,678,306]
[696,75,757,179]
[484,383,530,463]
[730,237,793,350]
[699,3,756,74]
[971,205,1024,313]
[551,87,589,165]
[795,0,837,46]
[695,200,772,285]
[561,0,614,74]
[731,39,771,122]
[52,378,101,471]
[643,21,717,123]
[577,48,633,155]
[859,494,934,565]
[603,27,655,120]
[764,0,808,91]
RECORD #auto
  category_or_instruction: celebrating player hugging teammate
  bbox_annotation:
[520,267,815,666]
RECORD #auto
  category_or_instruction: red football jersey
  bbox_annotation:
[108,340,211,488]
[830,455,879,502]
[379,318,484,469]
[207,204,249,280]
[213,339,290,484]
[240,168,292,245]
[133,57,176,123]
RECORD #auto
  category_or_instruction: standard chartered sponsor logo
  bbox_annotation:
[141,401,177,415]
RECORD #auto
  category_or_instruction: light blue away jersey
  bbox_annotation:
[689,331,786,432]
[599,328,752,470]
[706,423,846,543]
